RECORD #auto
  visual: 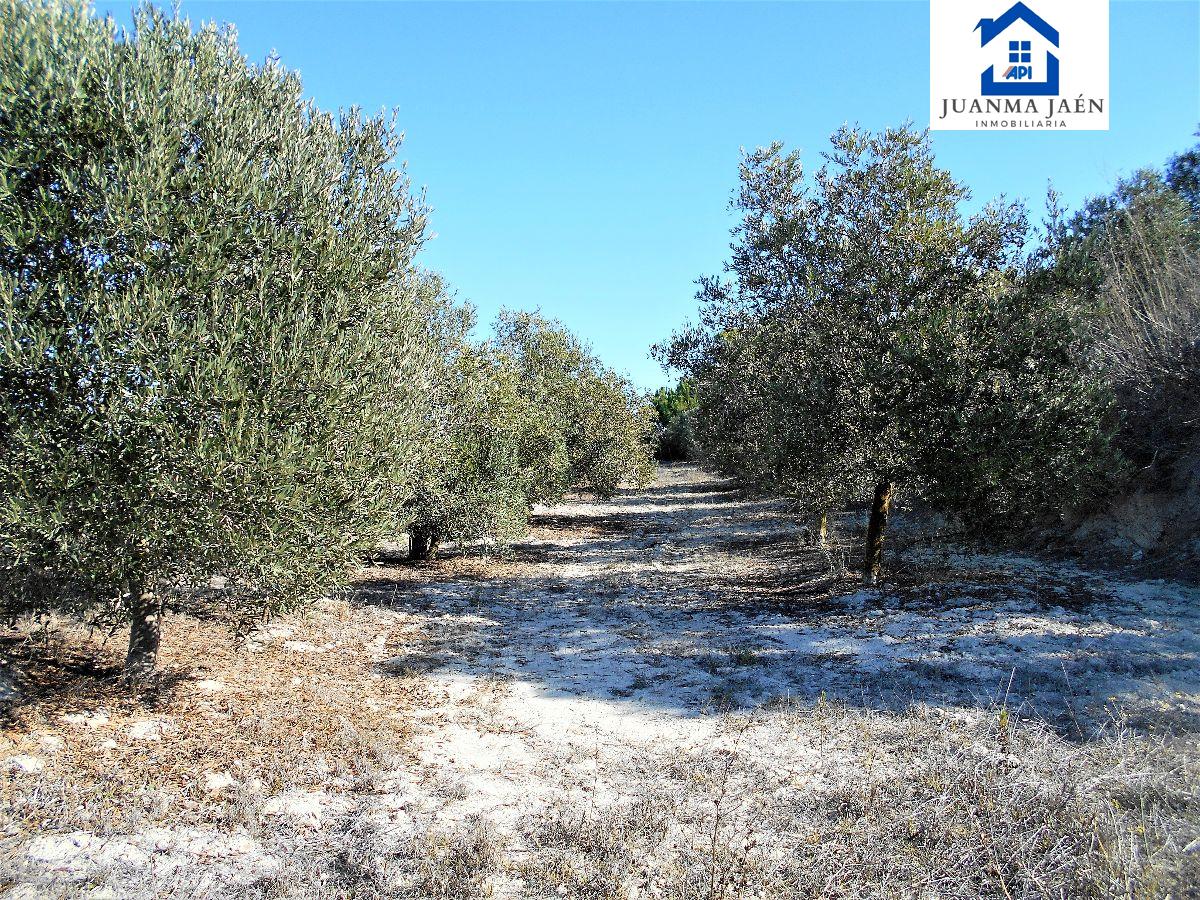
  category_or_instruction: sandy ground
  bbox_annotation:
[5,463,1199,897]
[371,464,1200,833]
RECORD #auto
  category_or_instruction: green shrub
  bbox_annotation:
[1048,147,1200,469]
[403,310,655,559]
[651,379,698,461]
[404,296,530,560]
[492,311,654,507]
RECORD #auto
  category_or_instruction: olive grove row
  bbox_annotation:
[657,125,1200,579]
[0,2,654,674]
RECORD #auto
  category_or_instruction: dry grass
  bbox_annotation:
[1097,236,1200,465]
[325,813,503,898]
[4,611,1199,900]
[200,701,1199,900]
[512,702,1200,900]
[0,600,424,895]
[4,467,1199,898]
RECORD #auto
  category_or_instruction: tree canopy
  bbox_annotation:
[660,125,1118,578]
[0,1,655,672]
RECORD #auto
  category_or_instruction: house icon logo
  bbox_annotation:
[930,0,1109,131]
[976,2,1060,96]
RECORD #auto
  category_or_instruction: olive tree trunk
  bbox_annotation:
[125,582,163,678]
[816,511,828,547]
[862,481,893,585]
[408,526,439,561]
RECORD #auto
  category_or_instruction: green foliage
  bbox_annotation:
[404,309,656,554]
[660,125,1118,528]
[1166,129,1200,219]
[0,1,436,622]
[491,311,655,505]
[1,1,657,623]
[1048,167,1200,297]
[651,379,697,426]
[903,275,1121,525]
[656,411,698,463]
[1048,136,1200,468]
[651,379,698,461]
[404,298,529,554]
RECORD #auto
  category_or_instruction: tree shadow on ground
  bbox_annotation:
[0,631,195,724]
[353,477,1200,741]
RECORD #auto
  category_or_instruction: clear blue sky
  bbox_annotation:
[106,1,1200,390]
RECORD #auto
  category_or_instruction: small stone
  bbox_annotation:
[262,790,335,827]
[282,640,323,653]
[7,755,44,774]
[204,771,237,793]
[62,711,108,729]
[128,721,163,740]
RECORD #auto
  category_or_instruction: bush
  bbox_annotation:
[0,2,437,672]
[491,311,654,506]
[655,409,698,462]
[1098,242,1200,468]
[404,299,531,560]
[1050,153,1200,470]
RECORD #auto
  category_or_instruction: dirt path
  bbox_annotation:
[8,464,1199,898]
[370,464,1200,841]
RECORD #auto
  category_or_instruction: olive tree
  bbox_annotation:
[0,1,437,674]
[493,311,654,507]
[662,125,1116,580]
[403,294,529,560]
[403,309,654,560]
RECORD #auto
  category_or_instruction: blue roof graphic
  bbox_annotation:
[975,2,1059,47]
